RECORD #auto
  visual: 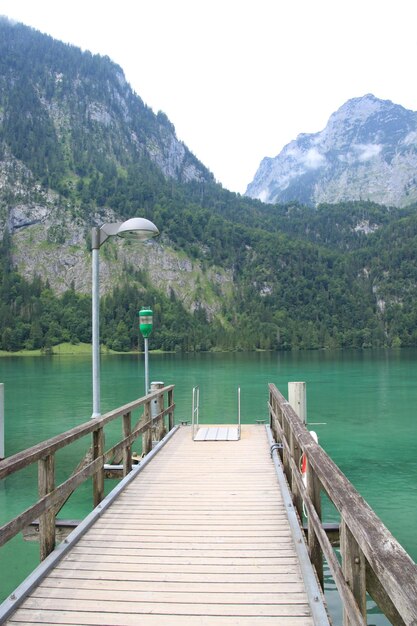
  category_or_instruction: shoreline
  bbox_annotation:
[0,343,171,357]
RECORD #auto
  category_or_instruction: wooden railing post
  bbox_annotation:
[168,388,174,430]
[288,381,305,518]
[307,465,324,588]
[38,453,55,560]
[276,401,284,462]
[142,401,152,455]
[282,413,291,483]
[122,411,131,477]
[341,519,366,625]
[290,430,302,519]
[92,426,104,507]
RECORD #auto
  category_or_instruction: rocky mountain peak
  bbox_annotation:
[246,94,417,207]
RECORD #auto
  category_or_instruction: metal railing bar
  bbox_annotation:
[265,425,331,626]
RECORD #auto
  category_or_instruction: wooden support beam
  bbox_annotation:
[38,454,55,560]
[23,519,80,543]
[366,561,406,626]
[92,427,104,507]
[122,412,132,478]
[307,465,323,589]
[341,520,367,625]
[303,521,340,546]
[142,402,152,455]
[168,388,174,430]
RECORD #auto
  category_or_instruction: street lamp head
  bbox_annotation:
[117,217,159,241]
[92,217,159,249]
[91,214,159,417]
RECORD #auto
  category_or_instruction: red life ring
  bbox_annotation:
[301,453,307,488]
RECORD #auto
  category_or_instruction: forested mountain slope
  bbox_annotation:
[1,18,417,352]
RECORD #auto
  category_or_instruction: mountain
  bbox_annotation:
[0,19,220,301]
[246,94,417,207]
[3,19,417,354]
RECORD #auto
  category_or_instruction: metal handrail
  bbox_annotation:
[191,385,200,439]
[237,387,241,438]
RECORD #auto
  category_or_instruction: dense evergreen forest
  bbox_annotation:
[1,19,417,353]
[3,195,417,353]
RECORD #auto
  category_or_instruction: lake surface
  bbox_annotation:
[1,349,417,624]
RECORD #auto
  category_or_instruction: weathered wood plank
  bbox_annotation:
[83,529,293,539]
[121,411,131,477]
[92,427,104,507]
[33,585,308,604]
[6,609,313,625]
[49,561,301,574]
[341,519,366,625]
[38,454,56,561]
[38,574,305,597]
[65,552,299,565]
[18,596,314,616]
[63,545,297,558]
[53,566,304,583]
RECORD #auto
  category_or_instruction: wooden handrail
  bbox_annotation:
[0,385,174,479]
[0,385,175,563]
[269,383,417,626]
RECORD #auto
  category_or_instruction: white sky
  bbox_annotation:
[0,0,416,193]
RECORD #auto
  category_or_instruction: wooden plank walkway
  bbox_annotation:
[5,425,327,625]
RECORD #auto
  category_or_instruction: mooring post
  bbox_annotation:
[288,382,306,518]
[288,381,324,588]
[288,382,307,424]
[288,381,307,423]
[0,383,4,460]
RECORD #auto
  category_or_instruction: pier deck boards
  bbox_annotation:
[5,425,324,625]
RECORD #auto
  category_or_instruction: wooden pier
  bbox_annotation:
[1,383,417,625]
[2,425,327,625]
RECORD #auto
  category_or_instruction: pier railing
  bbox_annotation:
[0,385,175,562]
[269,383,417,626]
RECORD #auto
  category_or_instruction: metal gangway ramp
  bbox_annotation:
[191,386,242,441]
[2,424,328,625]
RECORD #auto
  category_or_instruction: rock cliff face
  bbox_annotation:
[0,19,233,325]
[246,94,417,207]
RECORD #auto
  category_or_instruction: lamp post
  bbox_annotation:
[139,308,153,394]
[91,218,159,418]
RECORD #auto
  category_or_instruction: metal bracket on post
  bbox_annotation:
[270,442,283,457]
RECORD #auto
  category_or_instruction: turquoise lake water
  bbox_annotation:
[1,349,417,624]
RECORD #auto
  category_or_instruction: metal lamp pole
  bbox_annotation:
[91,218,159,418]
[91,227,102,418]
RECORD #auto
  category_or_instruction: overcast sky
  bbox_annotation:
[0,0,416,193]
